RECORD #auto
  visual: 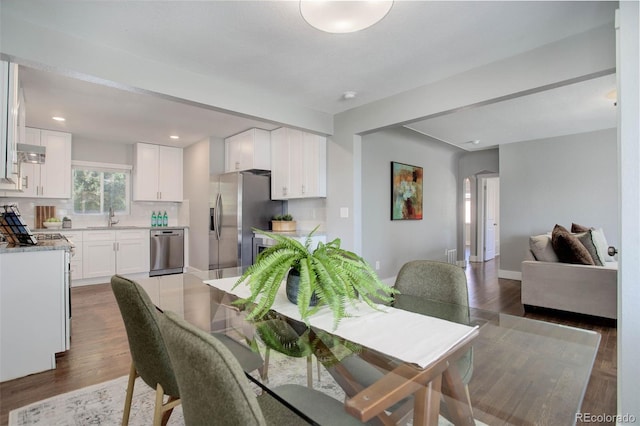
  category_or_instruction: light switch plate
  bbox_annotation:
[340,207,349,218]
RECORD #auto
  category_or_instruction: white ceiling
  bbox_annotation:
[5,1,618,150]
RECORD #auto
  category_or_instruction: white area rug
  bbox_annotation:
[9,350,484,425]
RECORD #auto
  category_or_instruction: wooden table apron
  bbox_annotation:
[343,328,478,426]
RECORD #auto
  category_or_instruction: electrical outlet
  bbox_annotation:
[375,260,380,270]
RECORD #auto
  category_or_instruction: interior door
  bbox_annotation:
[484,178,499,261]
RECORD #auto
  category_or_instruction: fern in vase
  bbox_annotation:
[233,227,397,329]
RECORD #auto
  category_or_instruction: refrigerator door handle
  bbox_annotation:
[215,193,222,240]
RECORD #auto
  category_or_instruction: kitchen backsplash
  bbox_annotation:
[0,197,186,229]
[286,198,326,233]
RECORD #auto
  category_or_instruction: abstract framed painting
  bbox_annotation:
[391,161,423,220]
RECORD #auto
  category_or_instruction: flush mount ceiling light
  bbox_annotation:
[52,116,66,122]
[300,0,393,34]
[170,135,180,140]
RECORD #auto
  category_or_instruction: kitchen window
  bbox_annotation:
[72,161,131,215]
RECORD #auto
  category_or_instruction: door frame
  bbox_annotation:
[476,173,499,262]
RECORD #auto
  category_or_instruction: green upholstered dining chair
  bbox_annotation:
[111,275,181,426]
[322,260,474,424]
[393,260,474,402]
[159,310,365,426]
[393,260,472,381]
[111,275,266,426]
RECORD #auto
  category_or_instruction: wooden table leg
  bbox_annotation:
[413,374,442,426]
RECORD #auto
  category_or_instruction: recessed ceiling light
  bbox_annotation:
[170,135,180,140]
[52,116,66,122]
[342,91,357,100]
[472,140,481,145]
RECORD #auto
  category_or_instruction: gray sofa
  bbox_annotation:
[521,233,618,319]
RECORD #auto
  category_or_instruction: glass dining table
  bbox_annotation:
[137,270,600,426]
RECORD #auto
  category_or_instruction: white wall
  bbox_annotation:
[183,138,210,271]
[617,1,640,419]
[499,128,618,275]
[361,127,461,279]
[72,137,132,165]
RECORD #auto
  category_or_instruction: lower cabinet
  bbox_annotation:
[83,230,149,279]
[0,250,66,381]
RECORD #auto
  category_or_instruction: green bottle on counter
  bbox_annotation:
[163,211,168,227]
[151,211,157,227]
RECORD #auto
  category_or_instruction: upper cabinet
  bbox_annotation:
[224,128,271,172]
[133,143,183,202]
[11,128,72,199]
[270,127,326,200]
[0,61,24,190]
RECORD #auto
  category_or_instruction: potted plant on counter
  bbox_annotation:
[271,214,296,232]
[233,227,397,329]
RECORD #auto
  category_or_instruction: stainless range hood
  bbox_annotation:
[17,143,45,164]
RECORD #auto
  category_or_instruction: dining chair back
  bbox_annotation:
[111,275,181,426]
[160,310,267,425]
[159,310,366,426]
[394,260,469,305]
[394,260,474,393]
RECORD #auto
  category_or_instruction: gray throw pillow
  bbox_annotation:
[529,234,558,262]
[575,231,604,266]
[591,228,614,262]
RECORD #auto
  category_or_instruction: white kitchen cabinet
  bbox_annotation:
[83,230,117,279]
[83,229,149,279]
[270,127,326,200]
[133,143,183,202]
[115,229,150,275]
[0,61,21,189]
[11,128,72,198]
[224,128,271,172]
[0,249,66,381]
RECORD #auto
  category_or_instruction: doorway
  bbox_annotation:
[477,176,500,262]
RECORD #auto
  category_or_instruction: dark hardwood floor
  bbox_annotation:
[0,258,617,425]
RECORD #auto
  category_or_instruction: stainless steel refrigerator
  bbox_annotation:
[209,171,284,270]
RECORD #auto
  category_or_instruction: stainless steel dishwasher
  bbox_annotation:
[150,229,184,276]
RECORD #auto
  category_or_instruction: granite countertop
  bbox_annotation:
[32,225,188,232]
[0,239,74,254]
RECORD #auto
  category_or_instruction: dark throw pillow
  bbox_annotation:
[551,224,595,265]
[571,222,592,233]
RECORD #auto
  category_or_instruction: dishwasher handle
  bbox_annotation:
[151,230,184,237]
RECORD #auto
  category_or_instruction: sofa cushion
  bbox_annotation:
[551,224,595,265]
[529,234,558,262]
[575,231,604,266]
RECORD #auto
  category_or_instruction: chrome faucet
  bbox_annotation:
[108,206,119,227]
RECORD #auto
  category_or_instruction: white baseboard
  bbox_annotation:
[498,269,522,281]
[469,255,481,262]
[73,271,150,287]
